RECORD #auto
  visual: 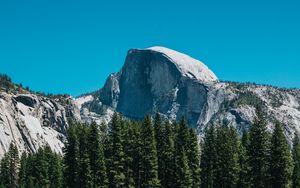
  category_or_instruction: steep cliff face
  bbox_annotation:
[0,92,80,157]
[79,47,219,126]
[78,46,300,144]
[1,46,300,157]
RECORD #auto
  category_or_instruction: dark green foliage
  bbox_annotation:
[154,113,165,186]
[123,121,137,188]
[174,118,192,187]
[237,130,251,188]
[214,127,240,188]
[187,128,201,188]
[292,135,300,188]
[88,122,108,188]
[232,91,266,110]
[140,115,160,187]
[107,113,125,188]
[63,123,80,188]
[248,109,270,188]
[18,153,27,188]
[17,146,63,188]
[161,122,175,188]
[201,126,217,188]
[269,122,293,188]
[1,109,298,188]
[77,125,92,188]
[0,143,19,188]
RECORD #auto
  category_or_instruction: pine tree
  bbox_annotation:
[107,113,125,188]
[153,113,165,186]
[0,151,10,187]
[140,115,160,187]
[201,126,217,188]
[187,128,201,188]
[88,122,108,188]
[8,143,19,188]
[214,127,240,188]
[0,143,19,188]
[248,109,270,188]
[161,122,175,188]
[34,148,50,187]
[77,125,92,188]
[174,118,192,188]
[238,130,251,188]
[269,122,293,188]
[18,153,27,188]
[130,121,143,188]
[292,135,300,188]
[44,146,63,188]
[122,121,136,188]
[63,123,80,188]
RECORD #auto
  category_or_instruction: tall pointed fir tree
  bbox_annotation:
[174,118,192,188]
[88,122,108,188]
[248,109,270,188]
[77,124,92,188]
[140,115,160,187]
[153,113,165,186]
[214,127,240,188]
[187,128,201,188]
[107,113,125,188]
[238,130,251,188]
[130,121,143,187]
[0,151,10,188]
[123,121,137,188]
[292,134,300,188]
[0,143,19,188]
[18,153,27,188]
[160,122,175,188]
[201,126,217,188]
[63,123,80,188]
[269,122,293,188]
[44,145,63,188]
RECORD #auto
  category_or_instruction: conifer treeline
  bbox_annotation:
[1,112,300,188]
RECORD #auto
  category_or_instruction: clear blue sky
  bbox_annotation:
[0,0,299,96]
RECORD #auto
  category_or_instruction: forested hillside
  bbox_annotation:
[1,111,300,188]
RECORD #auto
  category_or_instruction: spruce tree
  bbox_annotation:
[214,127,240,188]
[0,150,10,188]
[63,123,80,188]
[77,125,92,188]
[161,122,175,188]
[0,143,19,188]
[154,113,165,186]
[238,130,251,188]
[8,143,19,188]
[248,109,270,188]
[201,126,217,188]
[123,121,136,188]
[44,146,63,188]
[140,115,160,187]
[88,122,108,188]
[131,121,143,187]
[270,122,293,188]
[107,113,125,188]
[174,118,192,188]
[292,135,300,188]
[34,148,50,187]
[18,153,27,188]
[187,128,201,188]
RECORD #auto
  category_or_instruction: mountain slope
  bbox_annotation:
[0,78,80,157]
[78,47,300,144]
[1,46,299,157]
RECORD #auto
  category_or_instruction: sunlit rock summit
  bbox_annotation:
[1,46,300,156]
